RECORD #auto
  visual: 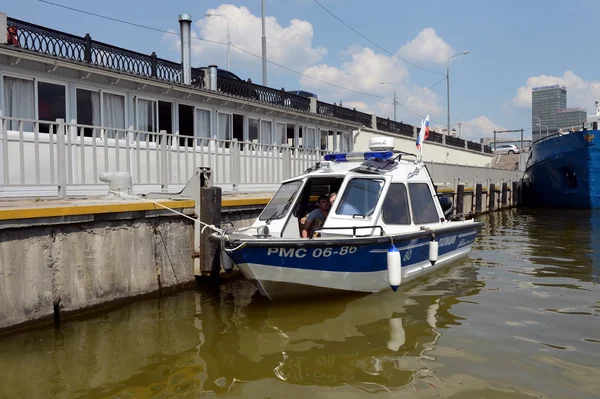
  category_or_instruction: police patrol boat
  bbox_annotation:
[213,135,484,300]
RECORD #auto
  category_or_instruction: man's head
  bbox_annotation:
[317,194,330,210]
[329,192,337,205]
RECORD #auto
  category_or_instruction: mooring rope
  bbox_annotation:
[108,190,247,252]
[108,190,224,234]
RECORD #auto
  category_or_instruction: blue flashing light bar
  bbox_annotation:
[324,151,394,163]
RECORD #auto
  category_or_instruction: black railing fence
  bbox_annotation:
[5,17,491,153]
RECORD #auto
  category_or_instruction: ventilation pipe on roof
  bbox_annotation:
[209,65,218,91]
[178,14,192,85]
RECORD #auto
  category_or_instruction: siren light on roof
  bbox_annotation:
[323,151,394,163]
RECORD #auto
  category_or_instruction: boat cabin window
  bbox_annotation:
[382,183,411,225]
[408,183,439,224]
[335,178,384,217]
[259,180,302,221]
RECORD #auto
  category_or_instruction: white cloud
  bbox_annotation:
[298,28,457,123]
[299,46,445,120]
[164,5,326,73]
[396,28,455,65]
[512,71,600,111]
[457,116,508,140]
[300,47,409,99]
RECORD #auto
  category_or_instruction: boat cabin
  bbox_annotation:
[251,137,452,238]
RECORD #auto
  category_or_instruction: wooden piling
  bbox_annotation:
[199,186,222,276]
[456,184,465,217]
[489,183,496,211]
[512,181,518,206]
[501,182,508,205]
[475,184,482,214]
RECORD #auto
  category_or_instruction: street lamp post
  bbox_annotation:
[206,12,231,71]
[261,0,267,86]
[539,124,549,137]
[528,115,542,139]
[380,82,397,121]
[447,51,469,138]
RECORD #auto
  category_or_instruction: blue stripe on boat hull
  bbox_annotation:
[228,229,477,273]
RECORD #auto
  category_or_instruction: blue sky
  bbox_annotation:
[5,0,600,140]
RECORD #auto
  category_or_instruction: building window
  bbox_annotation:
[136,98,157,141]
[320,128,328,150]
[248,118,259,143]
[2,76,34,131]
[260,120,272,144]
[340,132,351,152]
[195,108,211,146]
[76,89,100,126]
[382,183,411,225]
[136,98,157,133]
[38,81,66,134]
[218,112,232,142]
[303,127,318,149]
[408,183,439,224]
[76,89,126,138]
[102,93,126,132]
[178,104,194,147]
[276,123,287,146]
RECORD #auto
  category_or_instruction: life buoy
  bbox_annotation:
[7,26,19,47]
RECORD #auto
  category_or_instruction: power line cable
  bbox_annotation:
[38,0,444,103]
[312,0,445,76]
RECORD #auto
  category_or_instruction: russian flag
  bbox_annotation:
[416,114,430,150]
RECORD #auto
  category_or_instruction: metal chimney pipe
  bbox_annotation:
[178,14,192,85]
[208,65,218,91]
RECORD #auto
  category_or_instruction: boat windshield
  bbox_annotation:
[259,180,303,221]
[335,178,385,217]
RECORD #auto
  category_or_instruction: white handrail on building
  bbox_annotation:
[0,116,325,197]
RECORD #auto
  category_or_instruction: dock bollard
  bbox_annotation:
[489,183,496,211]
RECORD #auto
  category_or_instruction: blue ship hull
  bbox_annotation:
[524,130,600,208]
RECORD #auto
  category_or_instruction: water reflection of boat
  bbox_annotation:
[0,263,482,398]
[198,263,482,393]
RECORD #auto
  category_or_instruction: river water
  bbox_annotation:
[1,208,599,398]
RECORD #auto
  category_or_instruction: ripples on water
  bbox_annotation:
[0,208,599,398]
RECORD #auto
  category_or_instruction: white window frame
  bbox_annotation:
[194,106,213,146]
[340,132,352,152]
[247,116,260,144]
[259,117,274,145]
[216,110,233,142]
[302,125,319,150]
[0,72,36,124]
[74,84,129,130]
[276,122,287,146]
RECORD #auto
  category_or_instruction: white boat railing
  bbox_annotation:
[0,116,326,197]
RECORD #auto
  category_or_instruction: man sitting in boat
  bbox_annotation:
[301,194,331,238]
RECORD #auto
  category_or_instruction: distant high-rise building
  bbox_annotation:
[531,84,587,141]
[531,85,566,141]
[557,108,587,131]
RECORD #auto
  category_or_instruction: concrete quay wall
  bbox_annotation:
[0,200,196,332]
